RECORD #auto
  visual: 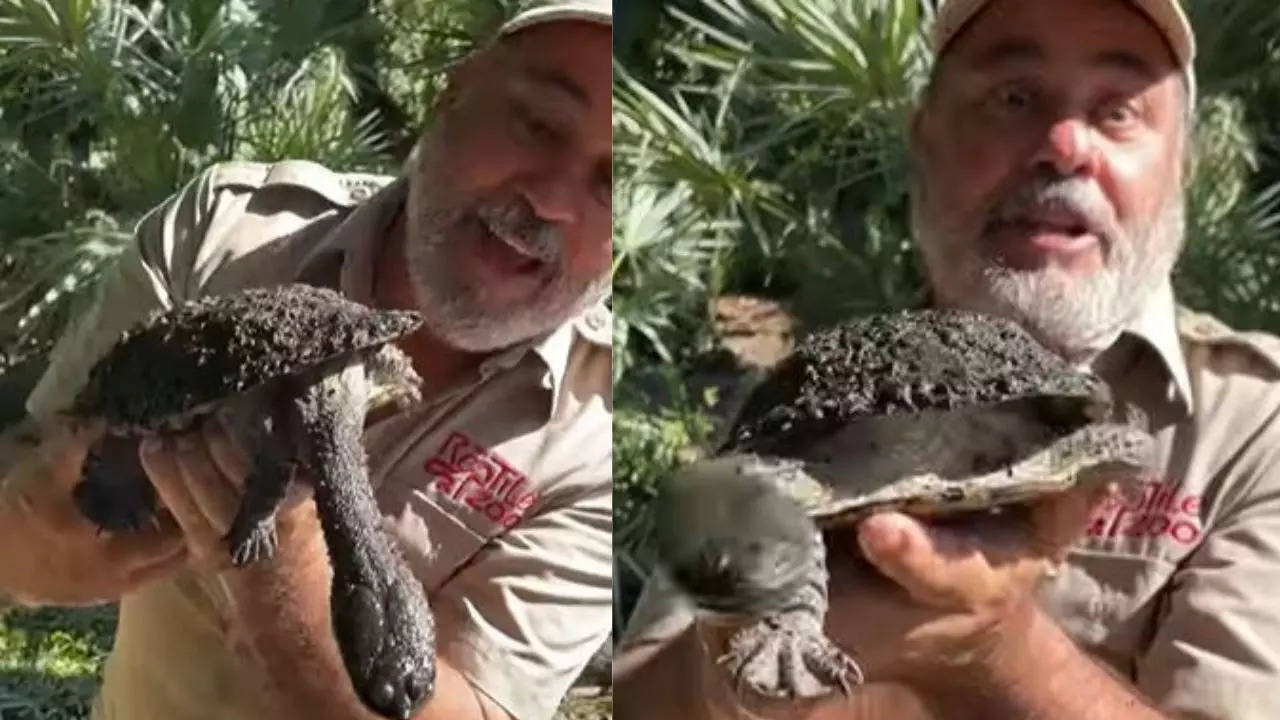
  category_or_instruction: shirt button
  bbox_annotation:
[349,185,371,202]
[584,309,605,331]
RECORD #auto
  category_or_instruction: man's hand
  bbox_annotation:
[660,482,1170,720]
[140,420,268,567]
[137,418,320,568]
[0,420,187,605]
[830,485,1105,683]
[806,482,1169,719]
[137,419,511,720]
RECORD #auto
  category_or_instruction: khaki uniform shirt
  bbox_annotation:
[25,160,613,720]
[620,282,1280,720]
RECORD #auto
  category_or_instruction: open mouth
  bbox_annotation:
[991,206,1098,255]
[471,213,547,276]
[479,211,556,262]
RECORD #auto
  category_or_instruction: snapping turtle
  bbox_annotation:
[67,283,434,719]
[650,308,1154,701]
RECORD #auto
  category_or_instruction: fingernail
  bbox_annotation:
[140,436,163,456]
[858,516,901,557]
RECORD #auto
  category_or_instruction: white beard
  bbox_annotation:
[401,139,609,353]
[912,174,1185,362]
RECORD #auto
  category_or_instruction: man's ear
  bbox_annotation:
[434,69,466,115]
[435,48,490,114]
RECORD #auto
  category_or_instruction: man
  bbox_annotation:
[0,2,612,719]
[616,0,1280,718]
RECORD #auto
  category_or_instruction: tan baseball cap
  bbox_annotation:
[932,0,1196,103]
[499,0,612,36]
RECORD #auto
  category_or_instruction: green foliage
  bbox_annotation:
[0,606,116,720]
[372,0,515,127]
[613,383,716,535]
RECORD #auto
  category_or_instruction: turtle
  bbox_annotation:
[66,283,434,720]
[648,308,1155,702]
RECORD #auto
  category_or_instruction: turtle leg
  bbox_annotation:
[719,529,863,700]
[214,386,296,567]
[289,359,435,720]
[224,448,292,568]
[74,434,158,533]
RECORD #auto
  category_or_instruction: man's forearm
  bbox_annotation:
[919,603,1169,720]
[219,510,501,720]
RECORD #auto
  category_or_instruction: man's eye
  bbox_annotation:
[1097,99,1140,130]
[513,106,560,143]
[985,83,1036,117]
[997,84,1033,109]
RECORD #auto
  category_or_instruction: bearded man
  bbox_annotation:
[616,1,1280,718]
[0,3,612,720]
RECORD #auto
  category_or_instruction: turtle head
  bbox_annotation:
[652,455,818,615]
[364,344,423,413]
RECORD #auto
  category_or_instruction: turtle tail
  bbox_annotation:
[291,360,434,720]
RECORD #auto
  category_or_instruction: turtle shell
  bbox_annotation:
[721,308,1106,456]
[71,284,422,428]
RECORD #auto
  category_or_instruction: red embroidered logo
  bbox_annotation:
[1086,479,1203,545]
[424,431,538,530]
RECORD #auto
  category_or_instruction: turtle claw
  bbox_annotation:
[720,616,862,700]
[227,516,278,567]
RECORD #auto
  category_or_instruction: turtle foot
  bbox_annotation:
[720,615,863,700]
[226,514,278,567]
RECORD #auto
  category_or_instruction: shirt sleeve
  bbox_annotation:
[25,166,228,423]
[1134,415,1280,720]
[429,449,614,720]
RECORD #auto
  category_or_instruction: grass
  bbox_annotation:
[0,606,116,720]
[0,605,608,719]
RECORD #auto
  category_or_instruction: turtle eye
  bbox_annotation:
[1036,396,1097,429]
[1085,382,1113,420]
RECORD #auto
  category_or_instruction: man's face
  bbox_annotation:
[910,0,1187,358]
[404,21,611,352]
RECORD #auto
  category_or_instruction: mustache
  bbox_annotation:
[986,175,1119,241]
[474,196,563,264]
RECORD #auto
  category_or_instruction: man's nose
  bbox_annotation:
[517,163,582,226]
[1031,117,1101,178]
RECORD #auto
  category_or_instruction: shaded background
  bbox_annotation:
[611,0,1280,635]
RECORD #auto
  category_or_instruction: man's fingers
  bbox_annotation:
[857,512,979,606]
[171,432,241,535]
[856,510,1057,609]
[125,544,192,586]
[1032,484,1114,559]
[140,437,224,552]
[103,510,188,572]
[202,419,252,491]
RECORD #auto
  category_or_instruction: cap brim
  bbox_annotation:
[933,0,1193,66]
[499,6,612,36]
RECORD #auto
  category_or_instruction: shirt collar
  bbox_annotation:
[294,175,591,410]
[1102,280,1195,418]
